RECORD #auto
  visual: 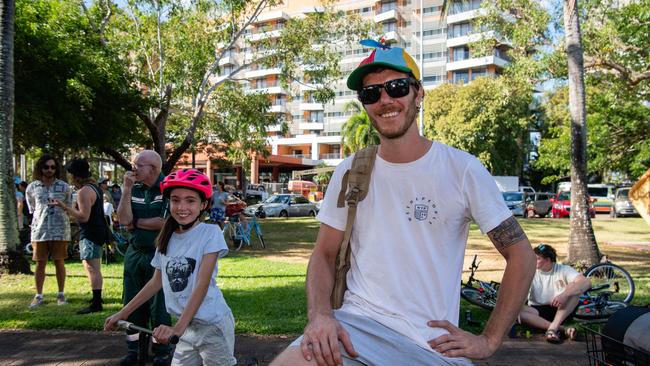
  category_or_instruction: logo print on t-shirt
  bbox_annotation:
[166,257,196,292]
[405,197,438,224]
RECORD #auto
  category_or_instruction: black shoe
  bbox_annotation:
[152,353,172,366]
[119,352,138,366]
[76,303,103,314]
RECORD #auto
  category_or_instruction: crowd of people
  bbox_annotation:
[15,43,591,366]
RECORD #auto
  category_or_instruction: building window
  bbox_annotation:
[471,67,487,80]
[449,0,482,15]
[423,6,442,14]
[309,111,324,123]
[452,46,470,61]
[453,70,469,84]
[382,21,397,33]
[450,22,472,38]
[380,1,397,12]
[423,75,444,84]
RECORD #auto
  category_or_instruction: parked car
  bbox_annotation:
[610,187,639,218]
[524,192,555,218]
[502,191,526,217]
[246,184,267,197]
[519,186,536,195]
[587,184,615,214]
[243,193,317,218]
[550,191,596,218]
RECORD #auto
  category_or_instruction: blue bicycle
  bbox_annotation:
[223,214,266,251]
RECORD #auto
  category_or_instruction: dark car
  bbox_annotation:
[524,192,555,218]
[610,187,638,218]
[550,191,596,218]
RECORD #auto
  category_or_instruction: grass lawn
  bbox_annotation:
[0,216,648,335]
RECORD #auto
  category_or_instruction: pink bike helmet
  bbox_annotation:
[160,169,212,200]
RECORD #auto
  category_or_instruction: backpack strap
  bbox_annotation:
[331,145,378,309]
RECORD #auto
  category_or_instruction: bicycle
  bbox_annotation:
[459,255,635,320]
[223,213,266,251]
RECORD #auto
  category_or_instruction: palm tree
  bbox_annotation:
[563,0,600,266]
[0,0,30,273]
[340,101,379,155]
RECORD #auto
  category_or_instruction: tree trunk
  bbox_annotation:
[0,0,30,274]
[563,0,600,267]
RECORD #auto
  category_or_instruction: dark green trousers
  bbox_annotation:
[123,245,172,356]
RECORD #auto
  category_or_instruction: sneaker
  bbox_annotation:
[76,303,103,314]
[28,296,43,309]
[119,352,139,366]
[56,294,68,306]
[152,353,173,366]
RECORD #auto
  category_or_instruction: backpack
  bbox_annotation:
[331,145,378,309]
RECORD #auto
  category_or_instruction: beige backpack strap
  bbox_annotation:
[331,145,378,308]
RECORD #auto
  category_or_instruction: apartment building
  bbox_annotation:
[186,0,509,185]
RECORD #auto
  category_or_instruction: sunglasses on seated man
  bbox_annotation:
[357,77,420,105]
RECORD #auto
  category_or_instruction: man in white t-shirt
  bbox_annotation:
[518,244,592,343]
[272,41,536,366]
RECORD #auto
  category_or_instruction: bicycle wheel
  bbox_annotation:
[460,287,496,310]
[584,263,635,304]
[574,300,627,320]
[233,225,245,252]
[253,225,266,249]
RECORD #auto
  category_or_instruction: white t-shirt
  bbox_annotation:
[528,263,580,306]
[151,223,231,325]
[317,142,512,351]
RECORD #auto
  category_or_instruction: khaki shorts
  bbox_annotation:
[33,241,68,261]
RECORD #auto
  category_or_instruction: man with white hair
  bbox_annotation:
[116,150,172,366]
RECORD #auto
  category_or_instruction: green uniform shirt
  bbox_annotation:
[130,173,168,250]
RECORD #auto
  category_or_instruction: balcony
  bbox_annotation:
[246,29,282,42]
[383,31,401,43]
[267,124,283,132]
[246,85,287,95]
[299,102,325,111]
[299,122,324,130]
[320,152,341,159]
[300,83,323,92]
[447,8,486,25]
[269,104,287,113]
[447,31,497,48]
[218,55,238,66]
[244,68,282,79]
[254,11,289,24]
[374,9,397,23]
[446,55,509,71]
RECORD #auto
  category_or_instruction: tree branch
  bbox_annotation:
[100,147,132,170]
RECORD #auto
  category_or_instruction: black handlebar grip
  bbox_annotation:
[169,335,180,344]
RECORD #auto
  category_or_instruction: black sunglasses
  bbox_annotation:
[358,77,419,105]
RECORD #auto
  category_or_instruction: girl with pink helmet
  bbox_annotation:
[105,169,236,366]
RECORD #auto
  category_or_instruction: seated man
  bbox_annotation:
[518,244,592,343]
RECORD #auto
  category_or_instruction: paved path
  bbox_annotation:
[0,329,588,365]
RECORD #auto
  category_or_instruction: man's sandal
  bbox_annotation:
[545,329,562,344]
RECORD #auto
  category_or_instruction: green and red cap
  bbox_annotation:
[346,38,421,91]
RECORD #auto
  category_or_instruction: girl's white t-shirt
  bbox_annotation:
[151,222,231,324]
[317,142,512,350]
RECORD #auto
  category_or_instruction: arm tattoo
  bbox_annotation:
[487,216,528,249]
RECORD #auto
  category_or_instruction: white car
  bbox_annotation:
[244,194,317,218]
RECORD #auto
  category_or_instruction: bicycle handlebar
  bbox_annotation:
[116,320,179,345]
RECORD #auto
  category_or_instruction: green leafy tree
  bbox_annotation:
[97,0,372,172]
[340,100,379,155]
[423,77,532,175]
[13,0,146,162]
[0,0,30,274]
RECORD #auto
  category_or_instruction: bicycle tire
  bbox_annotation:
[233,225,246,252]
[584,263,635,304]
[460,287,496,310]
[253,223,266,249]
[574,300,627,320]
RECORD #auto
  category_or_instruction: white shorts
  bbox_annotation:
[172,313,237,366]
[290,310,473,366]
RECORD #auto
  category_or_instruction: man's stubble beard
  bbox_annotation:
[369,97,419,140]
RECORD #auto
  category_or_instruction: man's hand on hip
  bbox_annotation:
[301,313,357,366]
[428,320,499,359]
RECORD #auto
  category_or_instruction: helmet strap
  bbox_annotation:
[178,216,200,231]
